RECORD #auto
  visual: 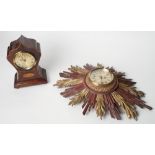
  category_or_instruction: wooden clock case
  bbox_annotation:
[7,35,48,88]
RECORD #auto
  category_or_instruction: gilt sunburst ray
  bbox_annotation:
[54,64,152,120]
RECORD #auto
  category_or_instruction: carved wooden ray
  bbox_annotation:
[54,64,152,120]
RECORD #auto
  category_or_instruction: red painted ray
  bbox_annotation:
[61,83,85,97]
[103,94,121,120]
[116,88,152,110]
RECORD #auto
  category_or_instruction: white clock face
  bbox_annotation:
[13,51,36,70]
[89,68,114,86]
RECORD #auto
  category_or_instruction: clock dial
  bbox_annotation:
[13,51,36,70]
[89,68,114,86]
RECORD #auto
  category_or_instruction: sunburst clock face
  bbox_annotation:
[54,64,152,120]
[89,68,114,85]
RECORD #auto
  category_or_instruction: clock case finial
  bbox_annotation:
[7,35,48,88]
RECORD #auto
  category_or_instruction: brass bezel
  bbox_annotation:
[13,51,37,70]
[85,68,118,93]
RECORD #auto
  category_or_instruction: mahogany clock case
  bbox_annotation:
[7,35,48,88]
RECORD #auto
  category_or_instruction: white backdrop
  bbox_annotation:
[0,31,154,123]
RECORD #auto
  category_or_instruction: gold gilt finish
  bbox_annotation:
[95,94,106,119]
[69,88,89,106]
[112,91,137,120]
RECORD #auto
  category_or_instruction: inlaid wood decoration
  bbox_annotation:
[54,64,152,120]
[7,35,47,88]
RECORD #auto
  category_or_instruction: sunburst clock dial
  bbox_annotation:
[54,64,152,120]
[7,35,47,88]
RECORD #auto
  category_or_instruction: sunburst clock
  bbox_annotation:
[54,64,152,120]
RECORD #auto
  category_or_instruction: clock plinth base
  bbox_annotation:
[14,68,47,89]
